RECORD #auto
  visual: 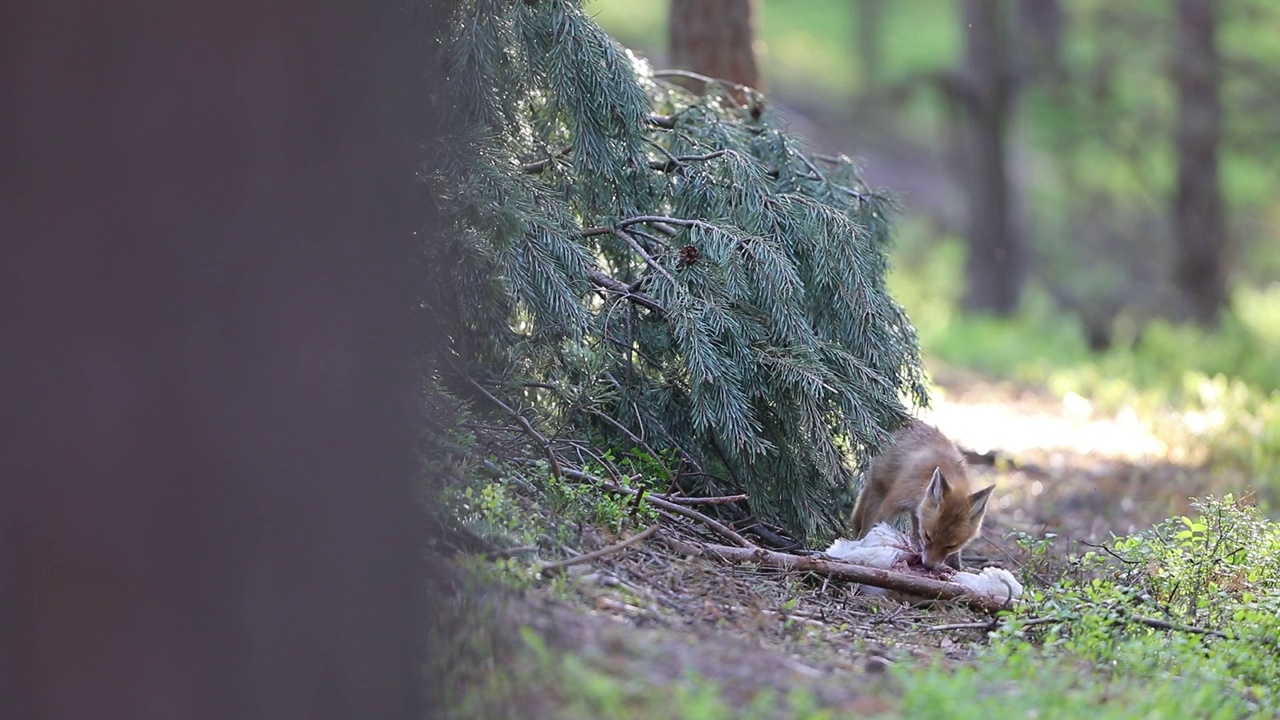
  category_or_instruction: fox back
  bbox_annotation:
[849,420,995,569]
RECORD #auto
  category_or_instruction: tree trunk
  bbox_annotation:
[0,2,438,718]
[855,0,886,86]
[1017,0,1065,83]
[959,0,1023,315]
[1173,0,1227,326]
[668,0,762,102]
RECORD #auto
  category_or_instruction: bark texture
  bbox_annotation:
[0,2,434,718]
[958,0,1023,316]
[1173,0,1227,326]
[669,0,762,101]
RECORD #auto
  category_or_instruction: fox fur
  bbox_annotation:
[849,419,995,569]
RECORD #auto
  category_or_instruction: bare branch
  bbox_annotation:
[538,525,660,575]
[521,146,571,174]
[659,494,748,506]
[587,270,665,315]
[560,468,754,548]
[465,376,564,479]
[693,542,1014,613]
[648,149,730,173]
[612,228,675,283]
[1131,614,1228,639]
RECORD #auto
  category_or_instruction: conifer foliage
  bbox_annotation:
[422,0,927,542]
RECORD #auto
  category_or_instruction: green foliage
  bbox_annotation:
[890,496,1280,718]
[425,0,927,542]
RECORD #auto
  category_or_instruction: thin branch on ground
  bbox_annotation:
[928,616,1058,632]
[561,467,755,548]
[466,376,564,479]
[1080,539,1139,565]
[538,525,660,575]
[659,494,748,506]
[1131,614,1228,639]
[690,542,1014,614]
[485,545,540,559]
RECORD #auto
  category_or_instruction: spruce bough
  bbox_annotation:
[422,0,927,543]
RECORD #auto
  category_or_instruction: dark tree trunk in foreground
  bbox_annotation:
[958,0,1023,315]
[0,2,435,718]
[1173,0,1227,326]
[669,0,762,101]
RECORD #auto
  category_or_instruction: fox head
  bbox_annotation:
[916,467,996,569]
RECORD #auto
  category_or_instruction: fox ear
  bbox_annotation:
[968,484,996,520]
[926,467,949,505]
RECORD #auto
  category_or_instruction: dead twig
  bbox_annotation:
[692,543,1012,614]
[928,616,1057,632]
[485,545,540,559]
[1131,614,1228,639]
[1080,539,1139,565]
[659,494,748,506]
[561,468,754,548]
[587,270,665,315]
[466,376,564,479]
[538,525,660,575]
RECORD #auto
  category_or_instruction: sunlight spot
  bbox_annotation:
[999,494,1013,509]
[1030,481,1043,496]
[1062,391,1093,421]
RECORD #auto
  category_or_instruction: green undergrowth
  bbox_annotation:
[898,495,1280,719]
[437,494,1280,718]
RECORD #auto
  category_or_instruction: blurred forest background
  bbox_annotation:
[591,0,1280,497]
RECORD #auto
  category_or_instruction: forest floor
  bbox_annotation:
[458,369,1222,718]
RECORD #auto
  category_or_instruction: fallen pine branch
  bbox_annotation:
[687,542,1012,614]
[538,525,660,576]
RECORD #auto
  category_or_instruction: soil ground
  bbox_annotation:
[473,373,1217,717]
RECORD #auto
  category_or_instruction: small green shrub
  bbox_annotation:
[892,496,1280,718]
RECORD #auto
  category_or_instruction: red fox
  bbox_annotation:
[849,419,995,570]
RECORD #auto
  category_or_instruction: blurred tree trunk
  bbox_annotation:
[1018,0,1065,84]
[957,0,1023,315]
[1173,0,1227,326]
[668,0,762,102]
[0,1,443,718]
[855,0,885,85]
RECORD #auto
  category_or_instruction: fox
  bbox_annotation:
[849,419,996,570]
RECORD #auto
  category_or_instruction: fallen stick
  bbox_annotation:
[538,525,660,575]
[561,468,754,548]
[657,493,749,506]
[692,542,1012,614]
